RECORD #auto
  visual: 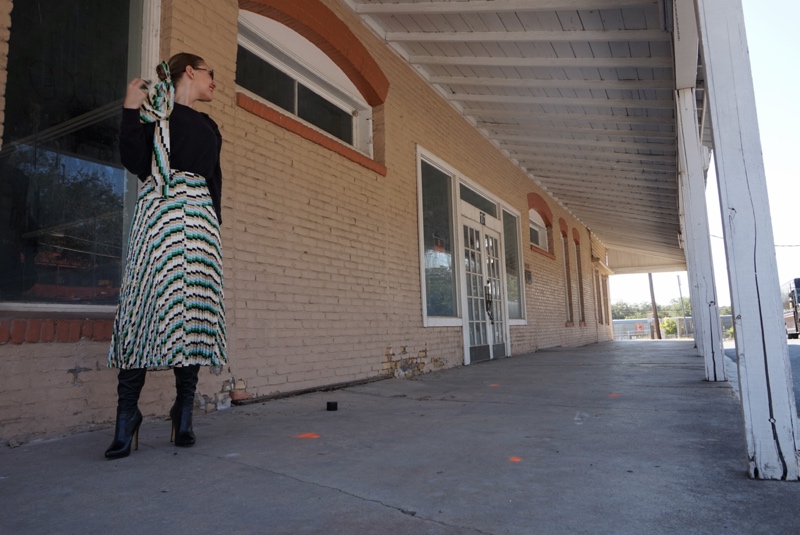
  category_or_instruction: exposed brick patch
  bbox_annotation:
[40,320,55,343]
[55,320,71,343]
[67,320,82,342]
[236,92,388,176]
[2,318,114,344]
[25,320,42,343]
[92,320,113,341]
[80,320,94,340]
[10,320,25,344]
[0,319,9,344]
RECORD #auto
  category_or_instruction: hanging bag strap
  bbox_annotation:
[139,61,175,198]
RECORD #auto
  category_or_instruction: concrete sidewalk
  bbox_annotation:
[3,341,800,535]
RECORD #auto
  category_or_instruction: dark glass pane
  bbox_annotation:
[1,0,130,304]
[421,161,456,317]
[459,184,497,218]
[503,211,522,319]
[236,46,295,113]
[298,84,353,145]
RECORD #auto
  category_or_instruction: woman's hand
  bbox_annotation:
[123,78,150,110]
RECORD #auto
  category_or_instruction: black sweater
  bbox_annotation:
[119,103,223,223]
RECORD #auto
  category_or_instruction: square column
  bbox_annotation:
[696,0,800,479]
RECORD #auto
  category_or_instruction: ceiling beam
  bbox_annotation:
[599,237,685,257]
[387,29,671,43]
[543,181,678,197]
[568,202,679,220]
[481,123,676,139]
[464,109,675,124]
[498,135,676,151]
[410,56,673,69]
[515,155,677,172]
[432,76,674,91]
[522,160,678,176]
[356,0,659,15]
[511,148,677,163]
[494,134,676,149]
[453,93,674,109]
[506,144,677,162]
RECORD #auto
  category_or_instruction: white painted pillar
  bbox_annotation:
[678,181,704,356]
[696,0,800,479]
[675,88,726,381]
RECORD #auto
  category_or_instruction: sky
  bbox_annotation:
[609,0,800,307]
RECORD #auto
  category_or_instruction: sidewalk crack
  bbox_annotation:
[207,454,495,535]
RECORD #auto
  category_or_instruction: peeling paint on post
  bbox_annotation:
[696,0,800,479]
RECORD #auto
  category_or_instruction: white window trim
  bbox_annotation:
[529,210,548,252]
[237,14,372,157]
[417,148,461,327]
[1,0,158,312]
[502,209,527,326]
[417,146,526,327]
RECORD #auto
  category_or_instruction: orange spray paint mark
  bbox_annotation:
[490,384,500,387]
[608,393,621,398]
[509,457,522,462]
[295,433,320,439]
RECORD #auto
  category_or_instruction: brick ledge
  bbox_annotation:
[0,318,113,344]
[236,93,388,177]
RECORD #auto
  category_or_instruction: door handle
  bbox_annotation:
[484,284,495,325]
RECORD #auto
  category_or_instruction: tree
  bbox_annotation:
[662,317,677,335]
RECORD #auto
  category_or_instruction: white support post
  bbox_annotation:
[696,0,800,479]
[678,185,704,357]
[676,88,726,381]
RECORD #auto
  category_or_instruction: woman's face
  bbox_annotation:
[189,62,216,102]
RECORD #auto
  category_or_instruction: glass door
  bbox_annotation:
[461,203,507,364]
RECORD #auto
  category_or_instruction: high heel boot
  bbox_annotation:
[105,368,147,459]
[170,365,200,447]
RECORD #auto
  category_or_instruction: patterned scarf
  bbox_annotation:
[139,61,175,198]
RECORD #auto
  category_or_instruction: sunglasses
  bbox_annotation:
[194,67,214,80]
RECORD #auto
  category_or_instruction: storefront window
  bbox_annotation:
[421,161,457,317]
[1,0,132,304]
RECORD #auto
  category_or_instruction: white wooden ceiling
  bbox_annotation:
[347,0,693,272]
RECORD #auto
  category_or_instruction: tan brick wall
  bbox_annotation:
[0,0,614,442]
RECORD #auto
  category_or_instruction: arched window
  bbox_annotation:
[526,192,554,258]
[529,209,548,252]
[237,11,371,153]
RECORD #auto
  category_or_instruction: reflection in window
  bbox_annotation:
[0,0,131,304]
[502,210,522,319]
[421,161,457,317]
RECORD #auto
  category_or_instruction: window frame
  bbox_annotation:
[502,209,526,325]
[416,146,524,327]
[0,0,156,314]
[417,149,462,327]
[528,210,549,252]
[237,14,372,156]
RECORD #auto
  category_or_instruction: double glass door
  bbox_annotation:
[461,205,507,364]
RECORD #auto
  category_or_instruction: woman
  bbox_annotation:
[105,53,227,459]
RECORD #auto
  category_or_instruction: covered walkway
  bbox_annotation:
[3,341,799,534]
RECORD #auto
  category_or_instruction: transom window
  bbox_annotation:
[236,12,371,154]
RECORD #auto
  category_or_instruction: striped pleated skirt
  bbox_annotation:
[108,170,227,369]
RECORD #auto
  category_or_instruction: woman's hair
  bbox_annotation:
[156,53,205,83]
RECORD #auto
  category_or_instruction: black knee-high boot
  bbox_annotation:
[170,365,200,447]
[105,368,147,459]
